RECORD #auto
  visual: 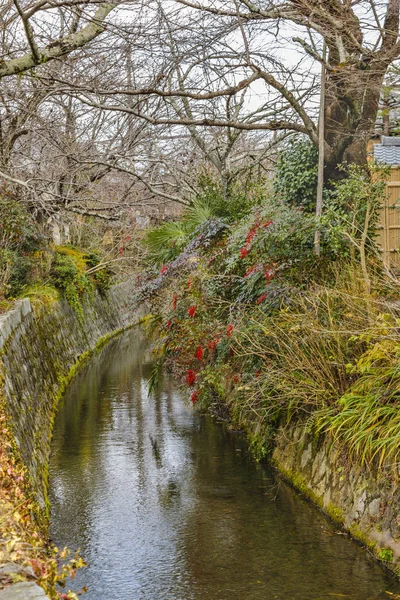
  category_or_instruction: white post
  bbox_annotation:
[314,42,326,256]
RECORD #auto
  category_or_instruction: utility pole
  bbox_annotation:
[314,42,326,256]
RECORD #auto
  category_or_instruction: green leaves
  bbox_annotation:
[274,137,318,212]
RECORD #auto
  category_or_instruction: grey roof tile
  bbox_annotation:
[374,145,400,165]
[382,136,400,146]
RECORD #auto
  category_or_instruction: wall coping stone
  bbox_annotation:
[0,299,32,350]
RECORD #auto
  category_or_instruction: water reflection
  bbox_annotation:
[49,329,400,600]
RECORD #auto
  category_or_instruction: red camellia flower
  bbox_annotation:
[187,370,197,386]
[191,391,199,404]
[240,247,249,259]
[187,305,197,317]
[195,345,203,360]
[256,293,267,305]
[160,265,168,275]
[227,324,234,337]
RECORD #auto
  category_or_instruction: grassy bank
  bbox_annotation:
[141,164,400,475]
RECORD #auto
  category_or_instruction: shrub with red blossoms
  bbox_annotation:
[187,370,197,386]
[187,305,197,317]
[256,292,267,305]
[240,247,249,259]
[195,345,203,360]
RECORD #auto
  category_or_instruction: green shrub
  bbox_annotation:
[195,170,266,221]
[50,249,94,318]
[86,252,112,294]
[0,192,43,297]
[274,138,318,212]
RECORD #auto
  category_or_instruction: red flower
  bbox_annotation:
[245,228,257,245]
[187,305,197,317]
[187,370,197,386]
[240,247,249,259]
[227,324,234,337]
[191,391,199,404]
[245,266,257,278]
[264,266,276,282]
[263,220,273,228]
[195,345,203,360]
[160,265,168,275]
[208,338,219,351]
[172,294,178,310]
[167,320,172,328]
[256,293,267,305]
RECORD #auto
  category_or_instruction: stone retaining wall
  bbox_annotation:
[273,425,400,574]
[0,281,146,599]
[1,281,145,509]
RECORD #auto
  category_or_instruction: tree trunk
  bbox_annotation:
[323,64,386,183]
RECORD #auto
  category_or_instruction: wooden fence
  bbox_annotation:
[376,167,400,267]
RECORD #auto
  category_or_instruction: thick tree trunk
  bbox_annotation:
[323,65,385,182]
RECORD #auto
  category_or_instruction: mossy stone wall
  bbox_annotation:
[1,280,145,510]
[273,425,400,574]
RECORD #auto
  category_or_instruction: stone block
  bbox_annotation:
[0,582,47,599]
[0,315,12,340]
[7,309,22,333]
[368,498,381,518]
[20,298,32,317]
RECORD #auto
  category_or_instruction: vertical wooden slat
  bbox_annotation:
[379,167,400,267]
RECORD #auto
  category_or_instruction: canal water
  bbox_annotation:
[49,329,400,600]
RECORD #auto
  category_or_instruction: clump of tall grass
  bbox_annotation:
[144,199,214,266]
[19,282,60,306]
[317,334,400,470]
[232,264,400,470]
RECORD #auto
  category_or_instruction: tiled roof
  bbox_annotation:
[382,136,400,146]
[374,144,400,165]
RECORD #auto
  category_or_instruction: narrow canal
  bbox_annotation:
[49,329,400,600]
